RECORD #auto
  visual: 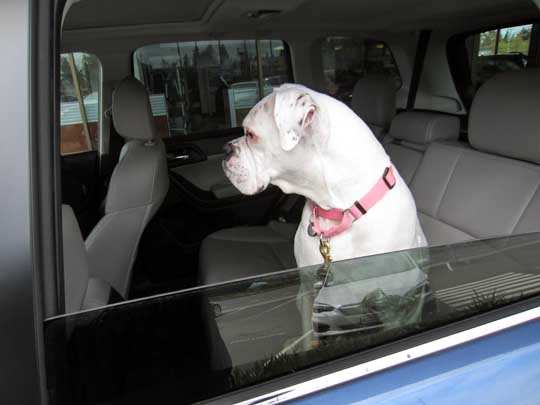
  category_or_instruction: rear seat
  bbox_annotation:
[384,111,460,184]
[199,118,459,286]
[412,69,540,246]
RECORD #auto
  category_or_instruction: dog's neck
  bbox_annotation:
[318,134,390,210]
[270,93,391,211]
[273,126,390,210]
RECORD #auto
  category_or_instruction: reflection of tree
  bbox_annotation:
[60,53,100,101]
[480,26,531,56]
[479,30,497,54]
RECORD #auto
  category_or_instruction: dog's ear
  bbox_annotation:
[274,90,317,151]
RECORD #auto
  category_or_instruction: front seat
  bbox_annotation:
[84,76,169,299]
[351,74,397,139]
[63,204,115,311]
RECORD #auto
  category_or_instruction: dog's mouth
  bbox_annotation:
[222,159,269,196]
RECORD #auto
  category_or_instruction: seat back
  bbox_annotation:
[351,74,396,139]
[62,204,90,313]
[385,111,460,184]
[85,77,169,298]
[410,69,540,246]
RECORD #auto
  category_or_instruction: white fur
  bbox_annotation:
[223,83,427,268]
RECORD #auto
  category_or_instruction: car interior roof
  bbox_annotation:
[62,0,540,48]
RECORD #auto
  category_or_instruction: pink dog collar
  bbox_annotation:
[309,166,396,238]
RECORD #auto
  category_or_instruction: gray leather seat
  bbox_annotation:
[63,205,113,312]
[384,111,460,184]
[412,69,540,246]
[200,221,297,285]
[65,76,170,304]
[351,74,397,139]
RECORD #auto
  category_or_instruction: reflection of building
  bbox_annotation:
[134,39,289,134]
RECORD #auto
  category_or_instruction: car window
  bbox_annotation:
[60,52,102,155]
[321,37,401,104]
[467,23,539,89]
[45,232,540,404]
[133,40,292,137]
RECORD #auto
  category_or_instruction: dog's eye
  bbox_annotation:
[245,130,257,141]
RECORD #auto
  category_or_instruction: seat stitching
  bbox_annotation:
[426,115,438,143]
[419,211,476,240]
[438,142,540,173]
[511,178,540,233]
[434,149,464,218]
[105,141,132,213]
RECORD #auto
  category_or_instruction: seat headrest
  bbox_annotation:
[112,76,157,141]
[389,111,460,145]
[351,74,396,131]
[469,69,540,164]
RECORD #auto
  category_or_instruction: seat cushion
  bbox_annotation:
[384,111,460,185]
[385,142,423,184]
[411,141,540,245]
[199,221,297,285]
[82,277,112,310]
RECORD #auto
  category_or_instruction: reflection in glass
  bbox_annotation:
[60,52,102,154]
[321,37,402,104]
[133,40,291,137]
[45,233,540,404]
[470,24,533,89]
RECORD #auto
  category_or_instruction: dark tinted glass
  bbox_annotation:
[466,23,539,89]
[45,233,540,404]
[133,40,291,137]
[321,37,401,104]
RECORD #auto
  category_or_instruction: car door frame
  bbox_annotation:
[0,0,63,402]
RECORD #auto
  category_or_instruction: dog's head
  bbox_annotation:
[223,84,324,195]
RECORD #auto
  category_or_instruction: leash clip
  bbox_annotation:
[319,236,332,272]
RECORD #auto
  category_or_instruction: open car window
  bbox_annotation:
[45,232,540,404]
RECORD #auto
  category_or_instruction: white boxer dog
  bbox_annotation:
[223,83,427,269]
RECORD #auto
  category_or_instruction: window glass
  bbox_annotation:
[45,232,540,404]
[468,23,539,89]
[321,37,401,104]
[60,52,102,155]
[133,40,292,137]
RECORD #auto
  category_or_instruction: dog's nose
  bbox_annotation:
[223,142,236,161]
